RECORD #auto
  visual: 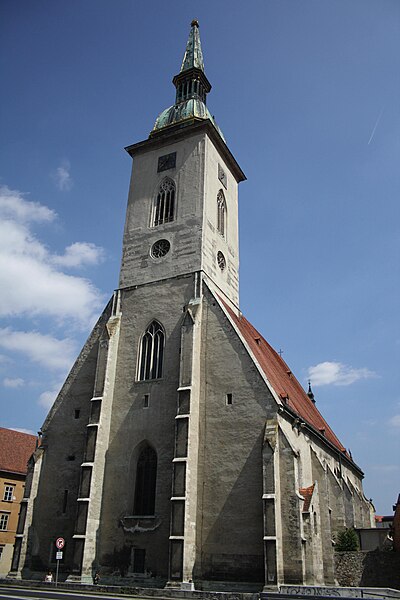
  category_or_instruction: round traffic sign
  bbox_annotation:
[55,537,65,549]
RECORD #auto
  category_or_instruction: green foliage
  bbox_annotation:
[335,528,360,551]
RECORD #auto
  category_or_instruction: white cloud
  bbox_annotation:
[9,427,37,436]
[0,328,76,371]
[3,377,24,388]
[53,160,73,191]
[307,361,376,386]
[0,248,101,324]
[389,414,400,427]
[52,242,105,268]
[370,464,399,473]
[0,185,55,223]
[39,382,63,409]
[0,185,104,326]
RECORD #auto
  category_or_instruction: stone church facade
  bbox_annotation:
[11,22,374,589]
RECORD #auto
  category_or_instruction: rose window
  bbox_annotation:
[151,239,170,259]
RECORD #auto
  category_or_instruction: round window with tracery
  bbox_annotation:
[217,251,226,271]
[151,239,170,259]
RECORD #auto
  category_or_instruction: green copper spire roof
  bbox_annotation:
[180,19,205,73]
[150,20,224,141]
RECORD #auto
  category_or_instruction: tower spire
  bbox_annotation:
[151,21,224,139]
[307,380,316,404]
[173,19,211,106]
[180,19,205,73]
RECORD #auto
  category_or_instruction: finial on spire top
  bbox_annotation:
[191,19,199,28]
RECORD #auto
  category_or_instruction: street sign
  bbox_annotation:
[55,539,65,587]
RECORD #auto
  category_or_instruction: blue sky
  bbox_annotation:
[1,1,399,515]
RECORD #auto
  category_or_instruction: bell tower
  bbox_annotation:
[120,20,245,309]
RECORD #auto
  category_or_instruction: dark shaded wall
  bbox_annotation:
[195,291,276,583]
[24,305,112,574]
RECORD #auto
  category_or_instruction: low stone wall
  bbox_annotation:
[335,550,400,589]
[0,578,259,600]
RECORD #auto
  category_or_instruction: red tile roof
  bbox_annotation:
[300,484,315,512]
[221,301,348,456]
[0,428,37,475]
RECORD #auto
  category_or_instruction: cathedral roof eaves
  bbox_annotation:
[212,289,363,476]
[280,402,364,476]
[125,120,246,183]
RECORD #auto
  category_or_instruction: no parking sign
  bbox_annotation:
[55,537,65,550]
[54,537,65,586]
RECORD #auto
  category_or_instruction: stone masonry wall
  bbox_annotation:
[335,550,400,588]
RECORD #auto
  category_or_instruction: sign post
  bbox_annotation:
[55,538,65,586]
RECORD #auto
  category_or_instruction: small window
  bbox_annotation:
[0,513,9,531]
[3,485,14,502]
[67,455,75,461]
[217,190,227,237]
[313,511,318,533]
[153,178,175,226]
[226,393,233,405]
[0,545,4,560]
[138,321,165,381]
[62,490,68,514]
[74,409,80,419]
[217,251,226,271]
[143,394,150,408]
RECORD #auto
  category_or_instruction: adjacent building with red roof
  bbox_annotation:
[0,428,37,576]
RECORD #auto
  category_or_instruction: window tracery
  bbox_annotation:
[217,190,226,237]
[138,320,165,381]
[153,178,175,226]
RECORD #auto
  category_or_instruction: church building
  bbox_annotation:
[11,21,374,589]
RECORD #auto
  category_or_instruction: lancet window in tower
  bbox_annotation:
[153,178,175,226]
[134,446,157,515]
[138,320,165,381]
[217,190,226,237]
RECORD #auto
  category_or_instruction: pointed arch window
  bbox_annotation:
[153,178,175,226]
[138,321,165,381]
[217,190,226,238]
[134,446,157,515]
